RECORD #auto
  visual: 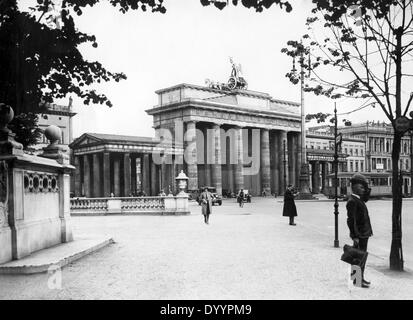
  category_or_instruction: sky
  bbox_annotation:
[24,0,395,139]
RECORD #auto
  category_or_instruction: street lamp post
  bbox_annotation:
[333,103,341,248]
[296,48,314,199]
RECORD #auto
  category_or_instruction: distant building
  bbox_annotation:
[306,130,365,193]
[29,98,77,153]
[308,121,412,195]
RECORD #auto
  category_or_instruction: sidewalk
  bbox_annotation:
[0,198,412,299]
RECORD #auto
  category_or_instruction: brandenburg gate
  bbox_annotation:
[146,83,302,196]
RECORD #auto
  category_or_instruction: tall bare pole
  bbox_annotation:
[333,103,339,248]
[296,47,313,199]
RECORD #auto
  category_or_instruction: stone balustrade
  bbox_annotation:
[70,195,189,216]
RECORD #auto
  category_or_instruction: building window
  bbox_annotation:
[361,149,364,156]
[345,148,348,154]
[372,158,376,170]
[355,149,358,156]
[355,161,359,172]
[361,161,364,172]
[350,149,353,156]
[350,161,354,172]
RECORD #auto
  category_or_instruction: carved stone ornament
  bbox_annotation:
[0,160,8,226]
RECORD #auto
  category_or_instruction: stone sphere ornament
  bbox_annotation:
[44,125,61,145]
[0,103,14,132]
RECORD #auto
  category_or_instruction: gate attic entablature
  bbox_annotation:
[146,83,302,132]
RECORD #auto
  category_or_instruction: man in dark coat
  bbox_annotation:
[346,173,373,288]
[283,185,299,225]
[200,187,213,224]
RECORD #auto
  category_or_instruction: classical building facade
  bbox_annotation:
[69,133,183,197]
[70,83,304,197]
[146,83,303,196]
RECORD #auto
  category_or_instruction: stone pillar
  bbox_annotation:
[321,162,328,194]
[150,157,157,196]
[312,160,320,194]
[123,153,131,196]
[271,131,280,196]
[131,156,137,195]
[103,152,111,197]
[227,138,234,196]
[279,130,288,193]
[288,133,296,188]
[113,156,120,197]
[83,154,91,197]
[295,132,303,186]
[204,126,212,186]
[92,153,101,197]
[74,155,81,197]
[234,126,244,191]
[161,162,167,192]
[185,121,198,191]
[212,123,222,195]
[260,128,271,195]
[143,154,151,195]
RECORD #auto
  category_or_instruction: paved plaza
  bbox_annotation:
[0,198,413,299]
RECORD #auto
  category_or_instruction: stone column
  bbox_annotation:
[260,128,271,195]
[143,154,151,195]
[103,152,111,197]
[296,132,302,187]
[312,160,320,194]
[212,123,222,195]
[279,130,288,193]
[83,154,91,197]
[131,156,137,195]
[321,162,328,194]
[203,126,211,186]
[123,153,131,196]
[74,155,81,197]
[271,131,280,195]
[161,162,167,193]
[227,137,234,195]
[92,153,101,197]
[185,121,198,192]
[150,157,157,196]
[234,126,244,191]
[288,133,296,190]
[113,156,120,196]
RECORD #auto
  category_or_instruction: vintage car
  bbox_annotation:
[195,186,223,206]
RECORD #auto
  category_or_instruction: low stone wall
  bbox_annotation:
[0,149,74,264]
[70,195,190,216]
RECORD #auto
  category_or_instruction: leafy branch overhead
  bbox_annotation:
[281,0,413,124]
[200,0,292,12]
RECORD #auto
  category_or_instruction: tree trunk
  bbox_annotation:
[389,27,404,271]
[390,132,404,270]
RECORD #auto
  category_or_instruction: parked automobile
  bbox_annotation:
[195,186,222,206]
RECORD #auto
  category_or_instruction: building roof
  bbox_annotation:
[85,133,158,144]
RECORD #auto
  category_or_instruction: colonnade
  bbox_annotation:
[182,121,301,196]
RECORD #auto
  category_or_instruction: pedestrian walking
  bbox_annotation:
[237,189,245,207]
[200,187,213,224]
[346,173,373,288]
[282,185,299,225]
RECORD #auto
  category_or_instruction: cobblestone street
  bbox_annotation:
[1,198,413,299]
